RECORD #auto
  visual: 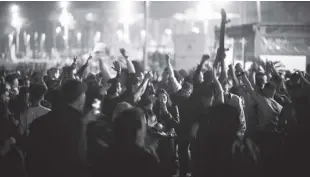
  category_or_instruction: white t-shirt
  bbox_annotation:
[20,106,51,135]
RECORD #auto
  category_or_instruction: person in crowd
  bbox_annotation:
[0,83,26,177]
[171,82,193,177]
[192,104,261,177]
[92,108,161,177]
[157,55,182,94]
[154,88,180,177]
[19,83,50,136]
[26,79,88,177]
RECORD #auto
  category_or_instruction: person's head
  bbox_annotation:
[107,78,122,96]
[112,108,147,147]
[139,94,155,109]
[290,72,300,85]
[255,72,267,89]
[61,79,87,112]
[222,80,232,93]
[48,67,60,80]
[0,83,9,102]
[126,75,141,93]
[24,78,31,88]
[29,84,47,104]
[112,102,133,121]
[156,88,172,106]
[6,74,19,89]
[180,82,193,97]
[263,82,277,98]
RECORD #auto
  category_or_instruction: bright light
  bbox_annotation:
[116,30,123,40]
[56,26,62,34]
[119,1,133,24]
[86,13,94,21]
[212,1,229,8]
[77,32,82,41]
[34,32,38,40]
[41,33,46,41]
[9,33,14,41]
[164,28,172,35]
[140,30,146,38]
[26,34,30,42]
[59,1,69,9]
[192,27,200,34]
[11,5,19,13]
[150,40,157,46]
[276,45,281,50]
[94,31,101,42]
[63,35,68,40]
[59,9,73,26]
[196,1,212,20]
[11,15,22,29]
[174,13,185,21]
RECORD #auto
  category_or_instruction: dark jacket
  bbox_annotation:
[26,106,88,177]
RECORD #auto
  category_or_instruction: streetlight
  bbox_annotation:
[56,26,62,34]
[119,1,133,44]
[59,1,69,9]
[192,27,200,34]
[11,4,19,13]
[10,4,23,54]
[164,28,172,36]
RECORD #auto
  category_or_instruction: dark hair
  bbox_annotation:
[5,74,18,85]
[107,78,121,95]
[156,88,172,107]
[29,84,47,102]
[112,108,145,144]
[61,79,87,104]
[182,82,193,92]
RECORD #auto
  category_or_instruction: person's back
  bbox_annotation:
[92,108,161,177]
[26,79,88,177]
[192,104,261,177]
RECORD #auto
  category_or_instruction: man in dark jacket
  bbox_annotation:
[26,79,88,177]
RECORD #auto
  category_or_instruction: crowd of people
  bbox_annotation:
[1,30,310,177]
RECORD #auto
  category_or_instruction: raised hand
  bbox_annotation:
[145,71,153,80]
[111,61,121,74]
[235,63,244,73]
[201,54,210,63]
[73,56,77,63]
[165,54,171,63]
[87,54,92,63]
[120,48,128,58]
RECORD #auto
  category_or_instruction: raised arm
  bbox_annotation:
[132,72,152,103]
[166,55,182,93]
[98,58,112,82]
[120,48,135,74]
[218,53,228,84]
[212,67,224,104]
[228,64,240,87]
[193,55,210,85]
[76,55,92,79]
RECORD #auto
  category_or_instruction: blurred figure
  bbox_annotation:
[92,108,161,177]
[26,80,88,177]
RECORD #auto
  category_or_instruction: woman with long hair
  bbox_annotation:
[154,88,180,177]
